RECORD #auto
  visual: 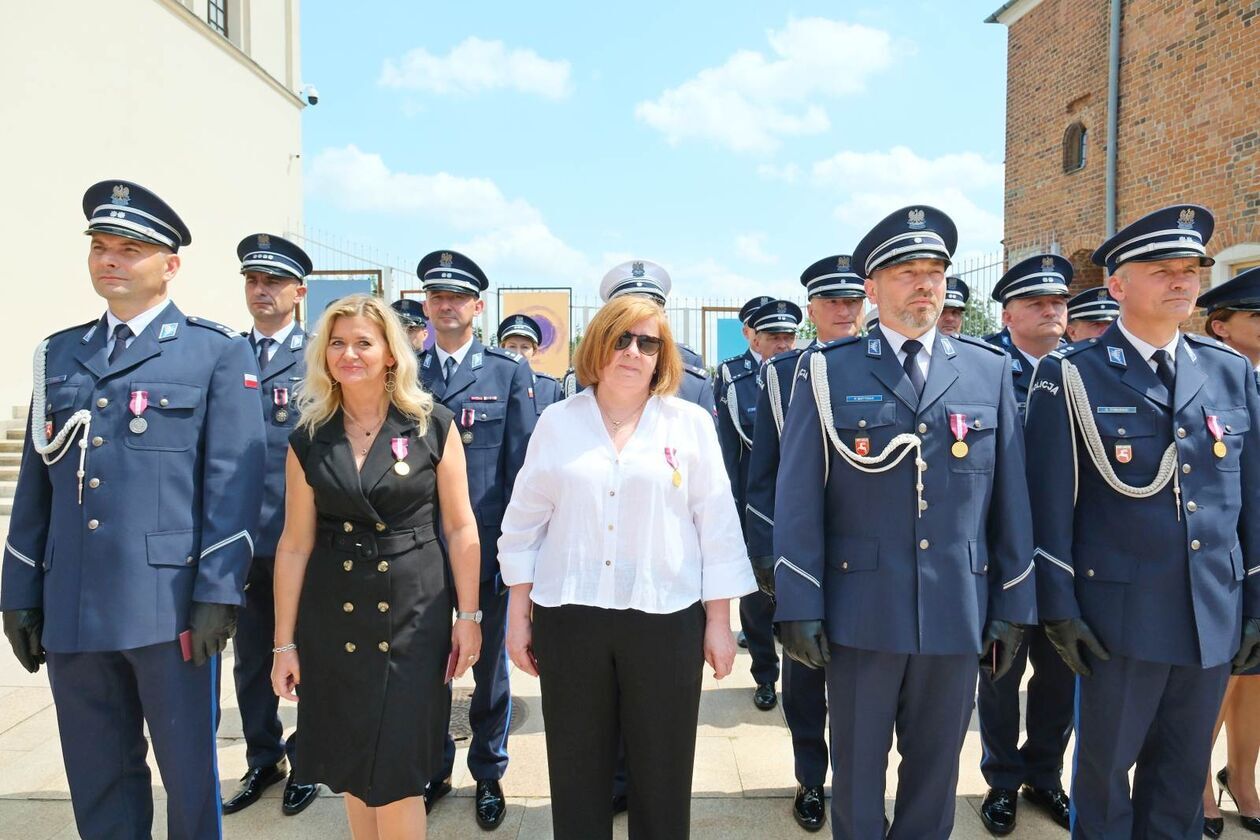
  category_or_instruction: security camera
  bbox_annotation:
[303,84,319,106]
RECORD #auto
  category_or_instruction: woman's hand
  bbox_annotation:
[506,607,539,677]
[451,619,483,680]
[271,649,301,702]
[704,616,736,680]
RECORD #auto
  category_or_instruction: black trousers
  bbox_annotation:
[533,601,706,840]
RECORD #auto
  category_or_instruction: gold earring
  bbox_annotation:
[385,368,397,393]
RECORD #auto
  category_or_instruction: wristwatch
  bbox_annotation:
[456,609,483,624]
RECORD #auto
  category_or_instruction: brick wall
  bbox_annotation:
[1000,0,1260,319]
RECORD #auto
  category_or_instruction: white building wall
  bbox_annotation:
[0,0,304,410]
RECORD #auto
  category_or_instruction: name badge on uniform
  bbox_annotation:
[1115,443,1133,464]
[391,436,410,475]
[1206,414,1226,458]
[664,447,682,488]
[460,407,475,444]
[949,413,969,458]
[273,387,290,423]
[128,390,149,434]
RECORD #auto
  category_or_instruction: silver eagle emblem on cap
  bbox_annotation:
[632,261,645,278]
[907,209,926,229]
[440,252,454,267]
[1177,208,1196,229]
[110,185,131,206]
[257,234,270,249]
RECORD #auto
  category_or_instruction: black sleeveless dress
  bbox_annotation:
[289,402,454,806]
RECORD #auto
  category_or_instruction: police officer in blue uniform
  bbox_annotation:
[1065,286,1118,343]
[416,250,536,829]
[717,298,800,712]
[774,205,1037,840]
[937,276,969,337]
[1,180,266,840]
[563,260,716,418]
[1025,204,1260,839]
[391,298,429,352]
[222,233,319,817]
[496,313,562,414]
[713,295,773,409]
[976,254,1075,834]
[745,254,866,832]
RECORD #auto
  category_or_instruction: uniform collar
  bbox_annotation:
[104,298,174,340]
[252,319,297,346]
[1116,318,1179,364]
[880,324,937,358]
[435,336,474,368]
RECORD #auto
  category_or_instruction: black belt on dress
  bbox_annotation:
[315,523,436,559]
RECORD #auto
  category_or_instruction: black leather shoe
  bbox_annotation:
[611,792,628,815]
[281,773,318,816]
[753,683,778,710]
[424,777,452,814]
[793,784,826,832]
[1021,785,1071,830]
[1204,816,1224,838]
[980,787,1018,836]
[475,779,506,830]
[1218,767,1260,834]
[737,631,748,648]
[222,761,287,814]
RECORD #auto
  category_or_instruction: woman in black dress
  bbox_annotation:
[271,294,482,839]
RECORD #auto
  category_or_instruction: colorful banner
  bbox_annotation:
[499,289,571,378]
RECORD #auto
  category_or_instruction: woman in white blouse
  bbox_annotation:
[500,294,754,839]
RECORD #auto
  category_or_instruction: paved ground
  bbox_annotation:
[0,513,1240,838]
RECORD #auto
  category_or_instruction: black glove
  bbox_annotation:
[3,609,45,674]
[750,555,775,597]
[980,619,1024,682]
[778,620,829,670]
[1044,617,1110,677]
[189,602,238,667]
[1232,617,1260,675]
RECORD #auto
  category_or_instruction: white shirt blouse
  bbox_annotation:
[498,389,755,613]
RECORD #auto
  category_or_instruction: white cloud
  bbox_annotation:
[734,232,776,265]
[306,145,591,281]
[809,146,1005,250]
[756,163,800,183]
[635,18,896,153]
[671,258,798,301]
[379,37,572,100]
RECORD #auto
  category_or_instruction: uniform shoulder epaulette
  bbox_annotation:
[534,371,558,383]
[769,347,805,367]
[186,316,239,338]
[952,333,1006,355]
[817,335,862,354]
[684,363,709,379]
[1046,341,1092,360]
[718,353,746,367]
[1185,332,1244,357]
[485,345,526,364]
[47,318,99,342]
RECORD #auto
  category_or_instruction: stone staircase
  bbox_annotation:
[1,406,25,517]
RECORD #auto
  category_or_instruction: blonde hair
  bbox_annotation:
[573,295,682,396]
[296,294,434,435]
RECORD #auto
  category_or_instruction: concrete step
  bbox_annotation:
[5,427,25,441]
[0,499,10,516]
[11,405,27,420]
[0,440,21,454]
[0,467,17,483]
[0,481,13,499]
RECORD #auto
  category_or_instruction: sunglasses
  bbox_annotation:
[614,331,663,356]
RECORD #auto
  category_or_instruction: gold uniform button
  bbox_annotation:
[96,397,109,408]
[918,423,927,434]
[91,436,104,447]
[88,478,100,488]
[378,642,390,652]
[342,602,354,613]
[377,602,389,613]
[87,519,99,530]
[343,560,354,571]
[375,522,386,532]
[342,521,354,533]
[377,561,390,573]
[1191,539,1201,550]
[919,539,929,550]
[1186,501,1198,512]
[345,642,356,653]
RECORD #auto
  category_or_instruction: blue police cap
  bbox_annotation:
[943,276,970,309]
[498,313,542,345]
[82,179,191,251]
[600,260,672,304]
[750,300,803,333]
[1092,204,1215,275]
[391,298,427,327]
[851,205,957,278]
[1197,266,1260,313]
[991,254,1073,304]
[237,233,312,281]
[801,255,866,299]
[739,296,775,325]
[417,250,489,297]
[1067,286,1119,322]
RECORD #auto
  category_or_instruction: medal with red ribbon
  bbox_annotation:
[664,447,682,488]
[391,436,410,476]
[1206,414,1227,458]
[460,408,476,444]
[129,390,149,434]
[272,387,290,423]
[949,413,969,458]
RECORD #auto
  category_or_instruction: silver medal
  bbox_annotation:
[461,430,473,445]
[274,408,289,423]
[129,416,148,434]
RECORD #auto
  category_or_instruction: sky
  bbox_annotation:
[300,1,1011,303]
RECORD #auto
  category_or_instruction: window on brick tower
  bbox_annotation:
[1063,122,1086,173]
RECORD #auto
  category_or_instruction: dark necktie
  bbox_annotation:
[1152,349,1176,395]
[902,339,926,400]
[443,356,457,382]
[108,324,133,365]
[256,337,275,372]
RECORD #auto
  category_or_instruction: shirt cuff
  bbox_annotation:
[701,561,756,602]
[498,550,537,587]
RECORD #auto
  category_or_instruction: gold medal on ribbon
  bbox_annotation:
[1206,415,1227,459]
[390,436,411,476]
[1213,440,1227,459]
[393,461,411,476]
[949,412,969,458]
[672,470,682,488]
[951,440,969,458]
[665,446,682,488]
